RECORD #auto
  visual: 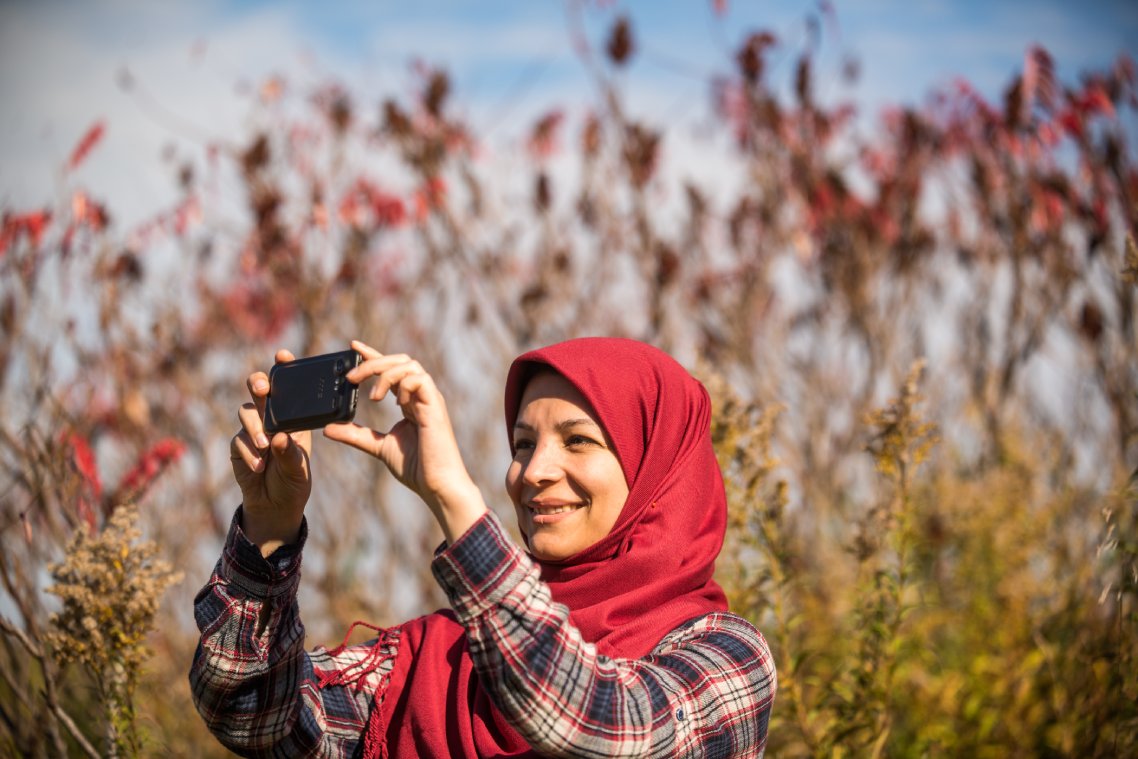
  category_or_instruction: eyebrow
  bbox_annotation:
[513,418,600,434]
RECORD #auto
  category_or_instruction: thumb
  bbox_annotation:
[271,432,310,479]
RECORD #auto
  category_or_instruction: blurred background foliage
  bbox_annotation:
[1,3,1135,756]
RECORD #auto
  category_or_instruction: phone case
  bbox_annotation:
[263,349,362,433]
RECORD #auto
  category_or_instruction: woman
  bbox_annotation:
[191,337,776,757]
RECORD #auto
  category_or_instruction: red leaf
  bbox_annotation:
[412,177,447,222]
[1076,84,1115,118]
[338,179,406,231]
[67,121,106,171]
[71,191,109,231]
[527,110,565,159]
[372,193,406,228]
[62,432,103,500]
[220,280,296,341]
[1022,46,1056,115]
[1,210,52,256]
[1058,109,1084,139]
[114,438,186,505]
[77,498,97,534]
[172,195,201,235]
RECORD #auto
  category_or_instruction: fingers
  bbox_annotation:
[351,339,381,361]
[244,348,299,448]
[348,353,435,407]
[230,423,264,472]
[241,383,271,449]
[373,359,427,405]
[392,368,429,408]
[323,421,386,457]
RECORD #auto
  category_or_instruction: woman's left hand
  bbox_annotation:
[323,340,488,543]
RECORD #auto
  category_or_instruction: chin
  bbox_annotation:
[528,536,571,562]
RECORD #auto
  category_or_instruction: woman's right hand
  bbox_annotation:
[229,349,313,557]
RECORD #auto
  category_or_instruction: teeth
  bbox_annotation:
[533,504,579,514]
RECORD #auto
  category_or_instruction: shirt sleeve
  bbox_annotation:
[189,507,399,758]
[431,511,777,759]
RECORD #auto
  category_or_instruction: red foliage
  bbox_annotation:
[219,279,298,341]
[338,179,407,231]
[528,110,565,160]
[1072,83,1116,119]
[172,196,201,236]
[61,432,102,532]
[71,191,109,231]
[127,194,201,250]
[0,210,52,256]
[112,438,186,506]
[63,432,103,500]
[66,121,106,171]
[1022,46,1057,116]
[412,177,447,223]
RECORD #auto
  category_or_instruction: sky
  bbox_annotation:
[1,0,1136,226]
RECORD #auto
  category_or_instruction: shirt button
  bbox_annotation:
[675,708,685,721]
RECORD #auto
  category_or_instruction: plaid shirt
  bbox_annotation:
[191,508,776,757]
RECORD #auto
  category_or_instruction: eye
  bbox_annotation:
[513,437,535,452]
[566,434,600,448]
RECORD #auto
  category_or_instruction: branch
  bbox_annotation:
[0,614,40,657]
[0,615,98,757]
[47,692,101,759]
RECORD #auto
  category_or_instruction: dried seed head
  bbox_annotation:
[607,17,634,66]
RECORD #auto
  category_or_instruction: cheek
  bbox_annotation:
[505,461,523,504]
[592,462,630,525]
[505,462,532,541]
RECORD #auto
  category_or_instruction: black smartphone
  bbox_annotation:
[263,349,362,434]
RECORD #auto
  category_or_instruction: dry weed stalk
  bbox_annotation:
[834,360,936,758]
[47,504,182,758]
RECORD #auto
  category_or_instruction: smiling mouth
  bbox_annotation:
[527,502,585,524]
[530,503,581,515]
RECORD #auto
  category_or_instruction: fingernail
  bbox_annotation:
[251,456,264,472]
[254,380,269,392]
[257,434,270,448]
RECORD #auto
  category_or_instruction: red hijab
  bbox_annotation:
[360,337,728,757]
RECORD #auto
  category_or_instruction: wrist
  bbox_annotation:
[431,480,488,545]
[240,506,303,557]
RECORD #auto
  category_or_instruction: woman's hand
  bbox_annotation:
[230,349,312,556]
[324,340,487,544]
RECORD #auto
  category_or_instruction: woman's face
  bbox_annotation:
[506,371,629,562]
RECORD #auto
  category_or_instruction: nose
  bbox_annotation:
[521,439,563,487]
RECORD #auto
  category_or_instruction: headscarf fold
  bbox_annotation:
[364,337,729,757]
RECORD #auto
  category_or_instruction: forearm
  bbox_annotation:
[239,505,304,558]
[432,512,776,758]
[459,569,661,756]
[431,478,490,546]
[189,513,308,754]
[189,508,385,758]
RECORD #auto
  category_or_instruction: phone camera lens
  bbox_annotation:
[334,358,345,374]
